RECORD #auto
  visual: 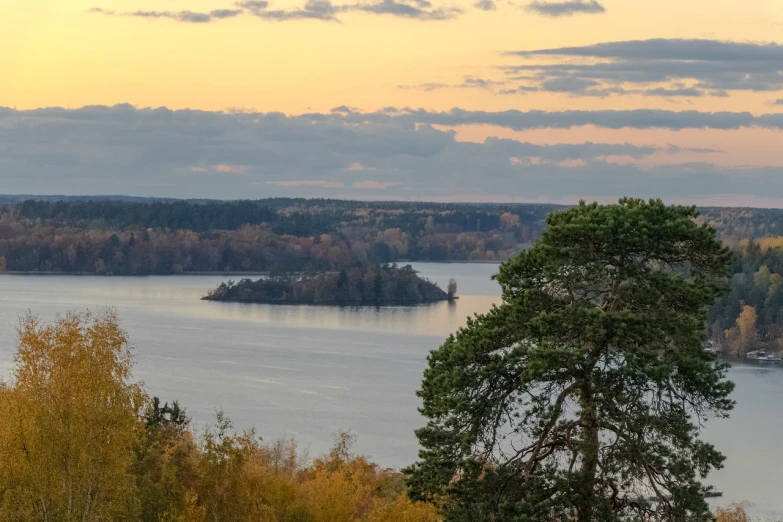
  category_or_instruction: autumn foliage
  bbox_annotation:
[714,503,752,522]
[0,200,546,275]
[0,310,439,522]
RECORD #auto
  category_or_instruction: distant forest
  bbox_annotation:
[0,199,554,274]
[709,238,783,353]
[696,207,783,243]
[4,198,783,277]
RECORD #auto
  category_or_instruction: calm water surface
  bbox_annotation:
[0,263,780,517]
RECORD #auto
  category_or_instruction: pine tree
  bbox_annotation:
[407,199,734,521]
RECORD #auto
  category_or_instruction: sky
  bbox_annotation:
[2,0,783,204]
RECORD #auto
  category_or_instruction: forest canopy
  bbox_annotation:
[708,239,783,353]
[1,198,783,276]
[0,198,552,274]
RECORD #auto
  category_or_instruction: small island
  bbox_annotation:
[203,264,457,305]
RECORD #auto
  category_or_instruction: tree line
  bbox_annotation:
[696,206,783,242]
[5,199,554,238]
[3,198,783,276]
[0,199,553,274]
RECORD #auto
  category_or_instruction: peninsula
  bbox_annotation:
[202,264,456,305]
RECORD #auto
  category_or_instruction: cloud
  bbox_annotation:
[266,180,345,188]
[91,0,461,23]
[398,82,451,91]
[398,76,503,91]
[345,162,377,171]
[642,87,704,97]
[498,85,539,95]
[540,77,599,92]
[239,0,340,21]
[2,104,783,202]
[525,0,605,17]
[346,0,462,20]
[211,9,246,18]
[352,181,400,189]
[90,7,243,23]
[378,107,768,130]
[178,11,213,23]
[126,10,172,19]
[664,144,724,154]
[236,0,269,10]
[461,76,502,88]
[473,0,497,10]
[520,38,783,61]
[214,164,246,173]
[774,99,783,105]
[504,38,783,97]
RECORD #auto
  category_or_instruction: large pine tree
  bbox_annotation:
[407,198,734,521]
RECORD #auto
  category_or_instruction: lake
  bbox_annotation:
[0,263,780,517]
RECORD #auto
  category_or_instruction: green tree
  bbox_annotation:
[408,199,734,521]
[134,398,199,522]
[447,278,457,299]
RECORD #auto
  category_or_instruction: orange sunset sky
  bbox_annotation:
[2,0,783,203]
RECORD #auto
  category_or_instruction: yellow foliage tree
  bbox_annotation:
[364,494,440,522]
[770,273,783,294]
[756,236,783,251]
[736,304,758,354]
[0,310,145,521]
[499,213,520,230]
[753,264,772,289]
[714,502,751,522]
[193,412,279,522]
[297,432,439,522]
[0,310,441,522]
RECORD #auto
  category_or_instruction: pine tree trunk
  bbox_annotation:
[577,379,599,522]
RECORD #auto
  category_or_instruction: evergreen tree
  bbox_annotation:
[407,199,734,521]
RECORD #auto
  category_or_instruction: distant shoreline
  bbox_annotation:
[398,259,504,265]
[0,271,272,277]
[0,260,503,277]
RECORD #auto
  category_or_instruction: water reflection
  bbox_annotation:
[193,296,497,338]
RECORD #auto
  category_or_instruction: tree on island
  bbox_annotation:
[407,199,734,521]
[447,278,457,299]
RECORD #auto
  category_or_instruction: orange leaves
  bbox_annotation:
[714,502,752,522]
[736,304,758,354]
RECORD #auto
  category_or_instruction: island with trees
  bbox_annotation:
[203,264,457,305]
